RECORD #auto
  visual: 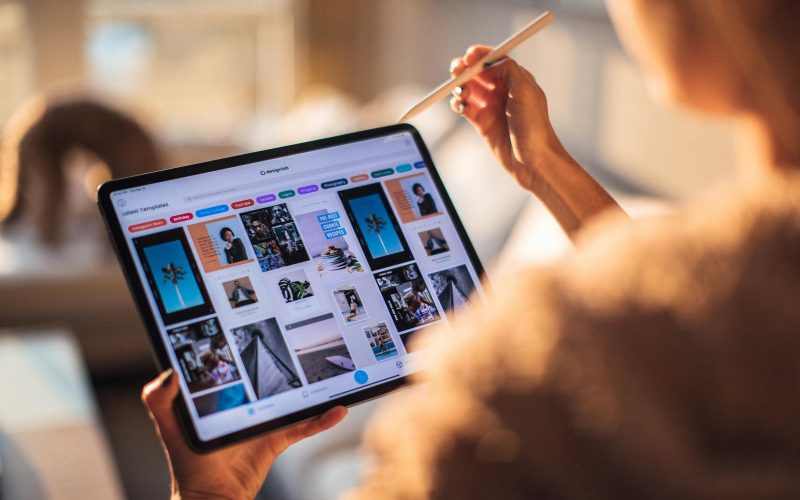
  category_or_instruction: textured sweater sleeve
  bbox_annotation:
[349,181,800,499]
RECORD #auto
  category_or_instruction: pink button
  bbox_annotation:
[169,213,193,223]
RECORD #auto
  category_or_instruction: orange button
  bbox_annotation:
[231,199,255,209]
[350,173,368,182]
[128,219,167,233]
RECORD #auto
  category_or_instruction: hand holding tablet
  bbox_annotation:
[141,369,347,498]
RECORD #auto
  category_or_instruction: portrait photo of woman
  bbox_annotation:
[219,226,248,264]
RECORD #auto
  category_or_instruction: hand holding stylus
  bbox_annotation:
[397,11,554,122]
[449,45,627,238]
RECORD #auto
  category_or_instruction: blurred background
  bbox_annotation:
[0,0,739,498]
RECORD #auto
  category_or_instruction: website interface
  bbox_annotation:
[111,131,485,441]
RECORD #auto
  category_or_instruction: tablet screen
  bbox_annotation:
[107,129,485,442]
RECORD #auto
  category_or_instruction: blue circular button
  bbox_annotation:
[354,370,368,384]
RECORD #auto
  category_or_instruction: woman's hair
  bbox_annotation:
[412,183,424,194]
[219,227,234,239]
[665,1,800,162]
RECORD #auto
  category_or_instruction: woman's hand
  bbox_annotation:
[449,45,567,191]
[142,369,347,500]
[450,45,626,238]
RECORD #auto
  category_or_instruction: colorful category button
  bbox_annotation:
[231,199,254,209]
[169,213,193,224]
[371,168,394,178]
[354,370,368,384]
[414,161,427,169]
[257,194,277,204]
[350,173,369,182]
[321,178,348,189]
[278,189,295,199]
[395,163,412,173]
[317,212,340,222]
[128,219,166,233]
[196,204,229,217]
[325,228,347,239]
[297,184,319,195]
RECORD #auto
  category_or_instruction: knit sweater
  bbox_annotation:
[351,172,800,499]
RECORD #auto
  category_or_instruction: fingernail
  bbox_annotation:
[453,86,463,97]
[449,59,460,74]
[456,102,466,114]
[161,368,174,386]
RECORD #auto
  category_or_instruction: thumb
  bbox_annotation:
[142,369,185,449]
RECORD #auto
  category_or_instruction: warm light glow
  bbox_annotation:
[0,95,47,222]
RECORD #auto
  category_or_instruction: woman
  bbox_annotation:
[143,1,800,498]
[413,182,438,216]
[346,294,359,321]
[219,227,248,264]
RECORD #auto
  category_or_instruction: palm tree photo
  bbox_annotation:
[162,262,187,309]
[365,213,388,256]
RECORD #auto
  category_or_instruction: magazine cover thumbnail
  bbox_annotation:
[332,285,368,324]
[231,318,302,399]
[374,263,440,332]
[186,215,254,273]
[428,265,476,322]
[277,269,315,303]
[222,277,258,308]
[285,313,355,384]
[295,209,364,281]
[133,227,214,325]
[384,173,442,222]
[239,204,309,272]
[363,322,398,362]
[338,183,413,270]
[193,384,249,417]
[418,228,449,256]
[167,317,241,393]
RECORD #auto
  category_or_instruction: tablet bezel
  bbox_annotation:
[97,123,486,451]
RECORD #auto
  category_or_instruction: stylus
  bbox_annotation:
[396,11,555,123]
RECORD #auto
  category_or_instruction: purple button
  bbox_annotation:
[298,185,319,195]
[256,194,276,204]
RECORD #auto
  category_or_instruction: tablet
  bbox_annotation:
[98,124,486,451]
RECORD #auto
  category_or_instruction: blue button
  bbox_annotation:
[354,370,368,384]
[414,161,426,169]
[321,178,348,189]
[196,204,229,217]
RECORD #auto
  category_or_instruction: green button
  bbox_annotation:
[279,190,296,199]
[395,163,412,173]
[371,168,394,178]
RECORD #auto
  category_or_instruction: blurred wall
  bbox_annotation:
[298,0,738,201]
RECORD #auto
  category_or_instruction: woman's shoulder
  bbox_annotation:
[558,173,800,319]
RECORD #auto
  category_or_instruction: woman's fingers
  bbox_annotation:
[452,78,505,129]
[450,57,464,77]
[142,369,185,450]
[283,406,348,446]
[481,59,540,105]
[463,45,494,66]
